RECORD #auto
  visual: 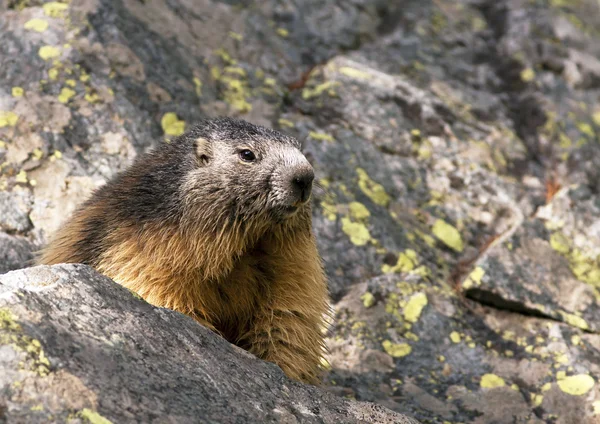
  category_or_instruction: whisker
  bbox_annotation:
[312,181,331,197]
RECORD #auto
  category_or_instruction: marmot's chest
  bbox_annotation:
[205,250,273,339]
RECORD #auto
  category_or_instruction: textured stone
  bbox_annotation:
[0,264,419,424]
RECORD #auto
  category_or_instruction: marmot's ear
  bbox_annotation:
[195,137,212,165]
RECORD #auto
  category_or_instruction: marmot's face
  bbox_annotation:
[185,118,315,223]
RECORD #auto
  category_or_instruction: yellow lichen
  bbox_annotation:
[361,292,375,308]
[214,49,236,65]
[341,217,371,246]
[356,168,390,206]
[0,308,19,331]
[577,122,594,137]
[84,92,101,104]
[48,68,59,80]
[339,67,372,80]
[224,66,247,77]
[193,77,202,97]
[549,232,600,286]
[43,2,69,18]
[58,87,76,104]
[12,87,24,97]
[550,232,570,254]
[480,374,506,388]
[569,249,600,285]
[449,331,461,343]
[382,340,412,357]
[39,46,60,61]
[161,113,185,137]
[349,202,370,220]
[463,267,485,289]
[228,31,243,41]
[79,409,113,424]
[309,132,334,142]
[557,374,595,396]
[559,311,589,331]
[382,249,418,274]
[0,111,19,127]
[520,68,535,82]
[432,219,464,252]
[301,81,339,100]
[24,18,49,32]
[220,77,252,113]
[403,292,427,323]
[278,118,294,128]
[276,28,289,37]
[15,170,28,184]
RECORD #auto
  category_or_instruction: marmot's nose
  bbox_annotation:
[292,169,314,203]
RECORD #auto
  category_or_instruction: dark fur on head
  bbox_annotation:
[53,117,315,267]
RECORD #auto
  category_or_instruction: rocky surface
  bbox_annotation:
[1,0,600,423]
[0,264,419,423]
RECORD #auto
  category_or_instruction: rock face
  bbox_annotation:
[0,264,419,423]
[1,0,600,423]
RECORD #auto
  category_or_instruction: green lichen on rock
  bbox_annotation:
[356,168,390,206]
[360,292,376,308]
[432,219,464,252]
[549,231,600,286]
[403,292,428,323]
[341,217,371,246]
[0,308,20,332]
[382,249,418,274]
[161,113,185,137]
[302,81,339,100]
[480,374,506,388]
[79,408,113,424]
[0,308,50,376]
[557,374,595,396]
[382,340,412,357]
[348,202,370,220]
[463,267,485,289]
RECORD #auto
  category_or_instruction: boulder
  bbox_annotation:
[0,264,419,424]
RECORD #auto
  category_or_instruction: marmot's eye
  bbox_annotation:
[239,149,256,162]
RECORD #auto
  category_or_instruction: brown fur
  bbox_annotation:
[38,118,330,384]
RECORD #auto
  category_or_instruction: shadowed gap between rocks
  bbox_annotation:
[464,287,597,334]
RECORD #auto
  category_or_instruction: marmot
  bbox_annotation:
[38,117,330,384]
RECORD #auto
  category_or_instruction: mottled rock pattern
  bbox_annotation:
[1,0,600,423]
[0,264,419,424]
[0,233,35,274]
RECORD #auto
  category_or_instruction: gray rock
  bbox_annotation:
[0,264,420,424]
[0,232,35,274]
[0,191,32,233]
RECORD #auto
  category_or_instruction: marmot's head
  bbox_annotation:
[170,117,314,228]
